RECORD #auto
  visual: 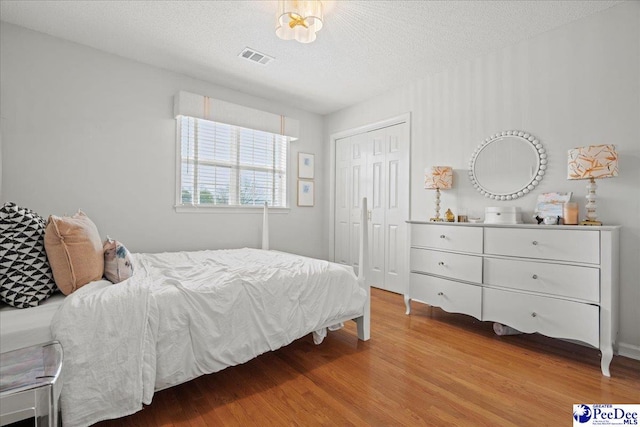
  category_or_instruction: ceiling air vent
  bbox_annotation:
[238,47,274,66]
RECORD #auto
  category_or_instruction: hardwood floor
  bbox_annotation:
[97,289,640,426]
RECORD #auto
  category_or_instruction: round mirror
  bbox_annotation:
[468,130,546,201]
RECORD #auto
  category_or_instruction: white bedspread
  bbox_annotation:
[51,278,156,427]
[51,248,366,427]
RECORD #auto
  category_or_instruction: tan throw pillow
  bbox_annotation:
[44,210,104,295]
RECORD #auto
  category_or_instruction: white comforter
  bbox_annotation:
[51,248,366,427]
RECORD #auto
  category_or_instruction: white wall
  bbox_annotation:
[0,22,327,258]
[325,2,640,354]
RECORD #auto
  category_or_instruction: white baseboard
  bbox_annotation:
[618,342,640,361]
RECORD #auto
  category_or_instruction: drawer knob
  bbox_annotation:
[532,274,538,279]
[532,241,538,246]
[440,235,446,239]
[437,292,444,296]
[438,261,445,266]
[531,312,537,318]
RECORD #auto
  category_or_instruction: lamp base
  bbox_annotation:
[580,220,602,226]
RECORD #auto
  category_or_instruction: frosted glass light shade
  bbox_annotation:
[276,0,323,44]
[424,166,453,190]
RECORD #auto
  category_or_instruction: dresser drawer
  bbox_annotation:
[410,273,482,319]
[484,228,599,264]
[411,224,483,254]
[410,248,482,283]
[482,288,599,347]
[484,258,600,303]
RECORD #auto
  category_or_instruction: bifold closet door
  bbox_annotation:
[334,135,351,267]
[334,122,409,294]
[380,123,409,294]
[367,128,386,288]
[335,133,367,276]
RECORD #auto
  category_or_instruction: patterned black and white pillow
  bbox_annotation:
[0,202,57,308]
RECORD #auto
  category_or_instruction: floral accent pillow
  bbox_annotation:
[103,237,134,284]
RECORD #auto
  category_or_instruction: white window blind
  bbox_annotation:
[178,116,288,208]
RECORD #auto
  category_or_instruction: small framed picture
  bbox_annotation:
[298,152,315,179]
[297,180,314,207]
[535,192,572,218]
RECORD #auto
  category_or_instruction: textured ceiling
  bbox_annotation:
[0,0,621,115]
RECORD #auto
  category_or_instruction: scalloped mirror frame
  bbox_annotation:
[468,130,547,201]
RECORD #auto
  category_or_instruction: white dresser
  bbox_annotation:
[405,221,620,376]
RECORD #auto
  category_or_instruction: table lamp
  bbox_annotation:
[567,144,618,225]
[424,166,453,222]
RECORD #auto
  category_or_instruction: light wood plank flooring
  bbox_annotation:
[97,289,640,426]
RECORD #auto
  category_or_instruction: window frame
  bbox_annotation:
[174,116,291,214]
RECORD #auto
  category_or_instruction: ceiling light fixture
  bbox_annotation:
[275,0,323,44]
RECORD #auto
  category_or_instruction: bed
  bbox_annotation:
[1,199,371,427]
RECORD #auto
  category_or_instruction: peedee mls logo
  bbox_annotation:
[574,405,593,423]
[573,404,639,426]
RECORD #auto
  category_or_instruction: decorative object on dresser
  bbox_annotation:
[405,221,620,377]
[424,166,453,222]
[563,202,579,225]
[444,208,455,222]
[567,144,618,226]
[484,206,522,224]
[469,130,546,201]
[457,208,468,223]
[534,192,572,221]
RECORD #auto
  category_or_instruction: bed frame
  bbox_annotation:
[261,197,370,341]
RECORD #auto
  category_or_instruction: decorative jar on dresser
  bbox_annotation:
[405,221,620,376]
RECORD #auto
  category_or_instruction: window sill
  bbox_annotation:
[174,205,291,214]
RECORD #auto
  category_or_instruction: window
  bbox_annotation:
[177,116,288,208]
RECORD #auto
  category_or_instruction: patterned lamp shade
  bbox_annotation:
[424,166,453,190]
[567,144,618,180]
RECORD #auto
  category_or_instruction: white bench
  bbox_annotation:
[0,341,63,427]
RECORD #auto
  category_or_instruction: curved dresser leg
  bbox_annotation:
[601,345,613,377]
[404,295,411,315]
